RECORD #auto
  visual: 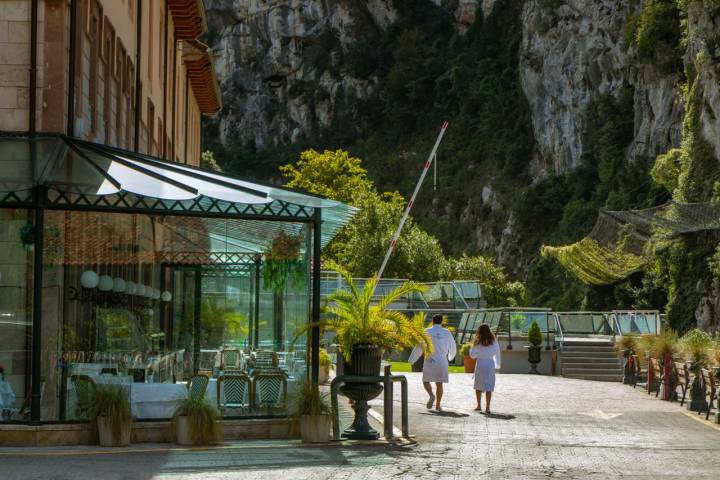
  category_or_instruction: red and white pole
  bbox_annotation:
[374,122,449,288]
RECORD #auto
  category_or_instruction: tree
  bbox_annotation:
[200,150,222,172]
[281,149,445,281]
[441,254,525,307]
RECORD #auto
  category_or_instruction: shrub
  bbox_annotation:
[459,342,473,357]
[319,348,332,369]
[614,335,639,358]
[290,380,332,417]
[648,329,680,359]
[173,396,221,445]
[680,328,712,369]
[527,321,543,346]
[87,384,132,445]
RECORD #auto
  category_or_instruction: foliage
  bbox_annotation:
[651,148,683,193]
[459,342,473,357]
[319,348,332,368]
[173,396,221,445]
[281,149,374,204]
[440,254,525,307]
[262,231,306,292]
[632,0,683,73]
[648,329,680,359]
[200,150,222,172]
[680,328,712,368]
[290,380,332,417]
[294,262,433,361]
[201,297,249,348]
[614,335,639,358]
[389,360,465,374]
[86,384,132,445]
[527,321,542,346]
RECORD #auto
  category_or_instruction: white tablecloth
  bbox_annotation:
[0,381,16,410]
[131,383,187,419]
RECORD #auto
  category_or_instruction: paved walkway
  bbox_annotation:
[1,374,718,479]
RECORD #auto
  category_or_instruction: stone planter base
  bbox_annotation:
[97,417,131,447]
[300,414,331,443]
[463,356,476,373]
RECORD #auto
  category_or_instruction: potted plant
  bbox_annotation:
[295,262,432,439]
[614,335,639,385]
[527,321,543,374]
[173,396,221,446]
[291,380,332,443]
[319,348,332,385]
[680,328,712,411]
[649,329,679,400]
[460,342,475,373]
[87,384,132,447]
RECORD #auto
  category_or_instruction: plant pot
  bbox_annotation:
[463,355,476,373]
[175,415,201,446]
[527,345,542,374]
[97,416,131,447]
[339,344,383,440]
[299,414,331,443]
[319,366,329,385]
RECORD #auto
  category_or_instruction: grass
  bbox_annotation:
[389,361,466,374]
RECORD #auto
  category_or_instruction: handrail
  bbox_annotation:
[553,313,564,350]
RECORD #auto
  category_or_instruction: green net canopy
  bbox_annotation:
[542,201,720,285]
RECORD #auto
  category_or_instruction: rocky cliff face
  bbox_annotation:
[520,0,683,173]
[203,1,720,319]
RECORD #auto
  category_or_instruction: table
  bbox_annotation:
[0,381,16,420]
[131,383,187,419]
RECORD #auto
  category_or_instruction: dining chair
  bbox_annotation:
[70,374,96,418]
[218,374,252,414]
[252,372,287,413]
[221,348,241,371]
[187,374,210,400]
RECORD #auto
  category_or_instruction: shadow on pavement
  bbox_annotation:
[482,412,515,420]
[419,410,470,418]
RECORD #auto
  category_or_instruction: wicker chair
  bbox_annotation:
[220,348,242,371]
[70,374,96,418]
[252,371,287,413]
[187,374,210,400]
[218,374,252,414]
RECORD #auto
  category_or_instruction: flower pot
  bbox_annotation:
[527,345,542,374]
[339,344,383,440]
[299,414,331,443]
[463,355,476,373]
[97,416,131,447]
[319,366,329,385]
[175,415,193,446]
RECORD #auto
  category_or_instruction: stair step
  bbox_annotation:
[561,362,622,370]
[561,352,619,359]
[563,345,616,351]
[563,367,623,374]
[564,373,623,382]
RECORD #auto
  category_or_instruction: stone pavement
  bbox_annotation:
[1,373,718,479]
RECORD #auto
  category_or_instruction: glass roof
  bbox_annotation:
[0,135,356,252]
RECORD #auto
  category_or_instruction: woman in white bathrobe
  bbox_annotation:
[408,315,456,410]
[469,324,501,413]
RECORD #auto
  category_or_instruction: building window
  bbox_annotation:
[148,1,153,86]
[115,42,126,148]
[125,60,135,149]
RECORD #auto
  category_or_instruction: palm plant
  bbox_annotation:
[680,328,712,371]
[297,262,433,361]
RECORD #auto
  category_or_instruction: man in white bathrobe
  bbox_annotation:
[408,314,457,411]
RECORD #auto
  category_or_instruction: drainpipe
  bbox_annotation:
[134,0,143,152]
[162,0,168,158]
[171,39,176,161]
[67,0,77,136]
[183,69,189,163]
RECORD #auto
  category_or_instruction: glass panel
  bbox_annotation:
[40,211,311,421]
[0,208,32,423]
[0,141,32,192]
[46,147,119,195]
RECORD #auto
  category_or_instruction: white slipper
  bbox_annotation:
[426,394,435,409]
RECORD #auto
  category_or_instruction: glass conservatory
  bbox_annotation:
[0,135,354,424]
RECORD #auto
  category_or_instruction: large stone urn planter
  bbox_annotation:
[339,344,383,440]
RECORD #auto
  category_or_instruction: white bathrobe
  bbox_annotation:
[408,325,457,383]
[469,341,501,392]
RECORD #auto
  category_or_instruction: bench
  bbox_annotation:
[698,368,718,421]
[648,357,663,396]
[631,354,646,389]
[673,362,691,406]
